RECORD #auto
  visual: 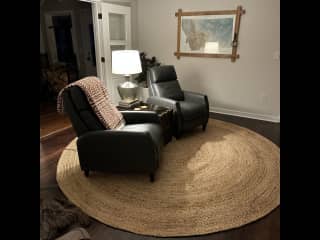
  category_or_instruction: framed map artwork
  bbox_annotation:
[174,6,245,62]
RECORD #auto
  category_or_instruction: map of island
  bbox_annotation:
[181,16,234,54]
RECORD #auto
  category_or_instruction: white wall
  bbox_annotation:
[137,0,280,122]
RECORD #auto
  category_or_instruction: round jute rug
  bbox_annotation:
[57,119,280,237]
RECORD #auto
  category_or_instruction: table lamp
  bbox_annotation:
[112,50,142,102]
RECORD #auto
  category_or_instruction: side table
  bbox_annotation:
[117,103,173,144]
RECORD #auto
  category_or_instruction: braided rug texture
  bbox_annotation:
[57,119,280,237]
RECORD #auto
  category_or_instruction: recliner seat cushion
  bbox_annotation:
[179,101,206,121]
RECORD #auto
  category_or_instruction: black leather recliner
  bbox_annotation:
[147,65,209,138]
[62,86,163,182]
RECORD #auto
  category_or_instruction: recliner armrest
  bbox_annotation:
[147,96,181,112]
[184,91,209,113]
[183,91,208,104]
[121,111,160,124]
[78,129,154,147]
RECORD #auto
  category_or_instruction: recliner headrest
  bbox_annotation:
[149,65,177,83]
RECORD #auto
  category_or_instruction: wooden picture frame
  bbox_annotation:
[174,6,245,62]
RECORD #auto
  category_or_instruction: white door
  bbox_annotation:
[92,2,131,104]
[79,9,97,77]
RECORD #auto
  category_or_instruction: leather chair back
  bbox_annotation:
[62,86,104,136]
[148,65,184,101]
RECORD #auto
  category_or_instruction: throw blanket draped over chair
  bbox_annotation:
[57,76,163,181]
[57,76,125,130]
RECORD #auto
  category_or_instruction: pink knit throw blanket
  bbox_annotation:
[57,76,125,130]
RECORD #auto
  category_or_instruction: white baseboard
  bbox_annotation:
[210,107,280,123]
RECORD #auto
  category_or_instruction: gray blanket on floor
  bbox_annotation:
[40,196,91,240]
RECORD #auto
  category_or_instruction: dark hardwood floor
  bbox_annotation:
[40,101,72,140]
[40,113,280,240]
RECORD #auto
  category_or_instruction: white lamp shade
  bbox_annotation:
[112,50,142,75]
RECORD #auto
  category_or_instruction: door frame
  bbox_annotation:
[79,8,97,77]
[44,10,80,69]
[91,2,131,103]
[92,3,104,81]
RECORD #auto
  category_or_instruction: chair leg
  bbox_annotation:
[84,170,89,177]
[149,173,155,182]
[202,123,207,131]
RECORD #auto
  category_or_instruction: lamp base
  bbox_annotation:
[117,81,139,101]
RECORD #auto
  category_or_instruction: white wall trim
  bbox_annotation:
[210,106,280,123]
[92,3,104,80]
